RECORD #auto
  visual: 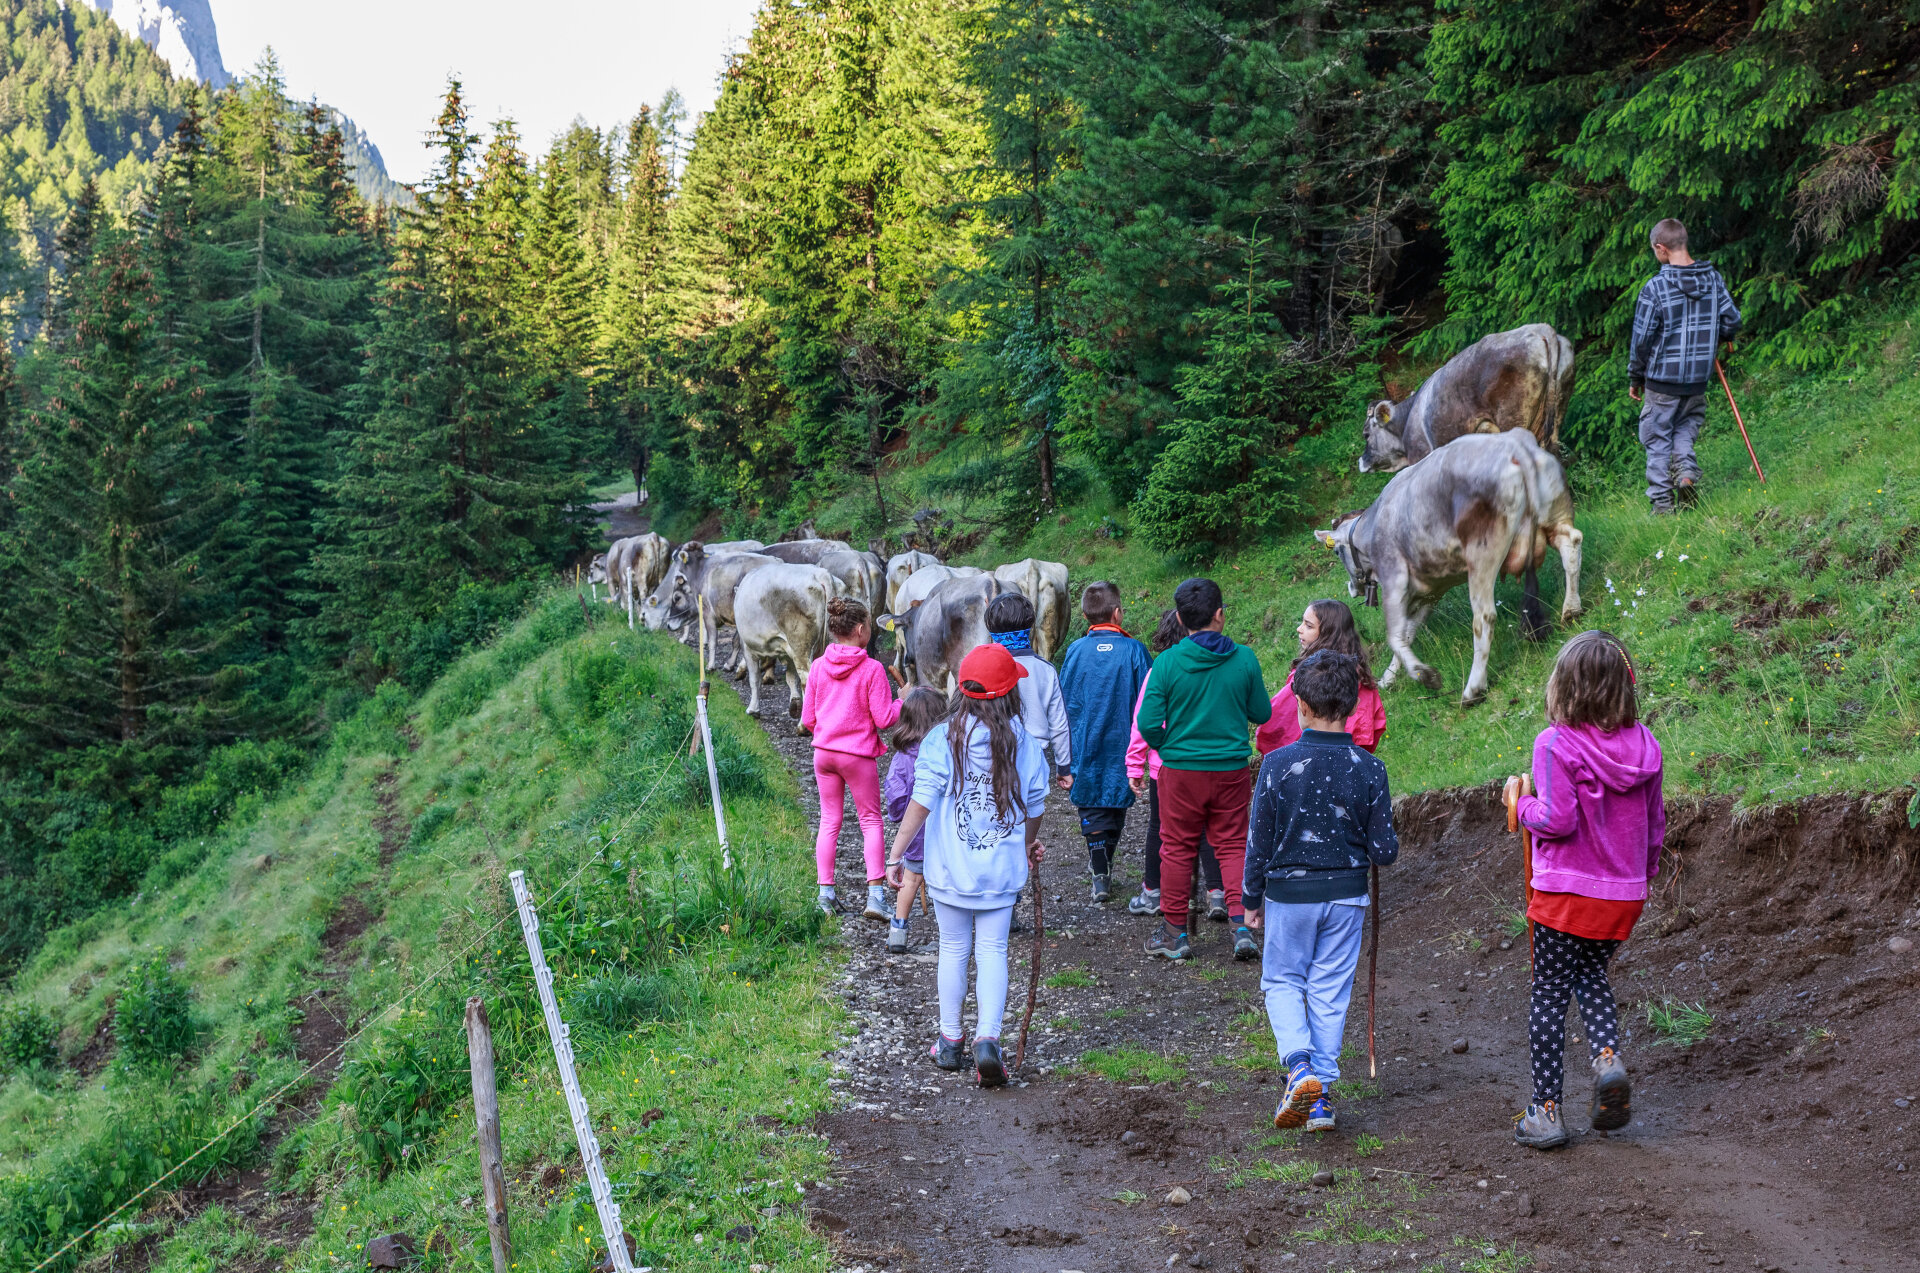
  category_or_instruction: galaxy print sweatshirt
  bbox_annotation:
[1243,728,1399,908]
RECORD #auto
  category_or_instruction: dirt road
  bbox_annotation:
[722,656,1920,1273]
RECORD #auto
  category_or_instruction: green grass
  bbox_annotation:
[958,307,1920,801]
[1644,998,1715,1047]
[1048,1016,1081,1031]
[0,594,839,1273]
[1353,1132,1385,1157]
[1331,1078,1380,1101]
[1226,1156,1321,1188]
[1044,967,1096,988]
[1079,1046,1188,1085]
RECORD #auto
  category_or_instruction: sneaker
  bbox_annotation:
[1590,1047,1631,1131]
[975,1037,1009,1087]
[1128,888,1161,916]
[1514,1100,1571,1150]
[1010,910,1028,935]
[929,1034,968,1071]
[1091,873,1112,903]
[1206,889,1229,922]
[1274,1057,1322,1129]
[1144,924,1191,961]
[1304,1097,1336,1133]
[1233,925,1259,961]
[815,889,839,915]
[863,886,889,921]
[887,918,909,954]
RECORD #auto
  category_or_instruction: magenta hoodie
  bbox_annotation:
[800,642,901,757]
[1517,722,1666,900]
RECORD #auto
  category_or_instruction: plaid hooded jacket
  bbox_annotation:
[1628,262,1742,396]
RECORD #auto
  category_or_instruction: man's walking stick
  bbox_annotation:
[1366,865,1380,1079]
[1014,842,1043,1072]
[1715,359,1765,485]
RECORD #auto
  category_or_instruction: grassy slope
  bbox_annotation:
[3,597,839,1273]
[957,310,1920,801]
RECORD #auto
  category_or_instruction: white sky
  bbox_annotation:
[209,0,766,183]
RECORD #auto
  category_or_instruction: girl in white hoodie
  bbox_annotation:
[886,643,1049,1086]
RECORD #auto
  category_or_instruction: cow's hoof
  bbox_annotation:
[1460,687,1487,707]
[788,700,802,720]
[1413,666,1443,692]
[1562,608,1584,623]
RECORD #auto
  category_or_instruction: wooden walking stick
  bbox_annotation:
[1015,840,1044,1072]
[1506,774,1536,961]
[1366,864,1380,1079]
[1715,359,1765,485]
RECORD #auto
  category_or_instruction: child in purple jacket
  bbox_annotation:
[884,688,947,953]
[1504,630,1664,1151]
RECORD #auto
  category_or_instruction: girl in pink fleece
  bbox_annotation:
[801,596,901,916]
[1503,630,1664,1152]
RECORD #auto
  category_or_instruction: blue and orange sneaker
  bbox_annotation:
[1273,1055,1322,1129]
[1304,1096,1336,1132]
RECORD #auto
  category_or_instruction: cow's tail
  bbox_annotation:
[1541,329,1573,453]
[1522,554,1548,641]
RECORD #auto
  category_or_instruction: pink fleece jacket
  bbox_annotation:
[801,642,902,757]
[1517,722,1665,900]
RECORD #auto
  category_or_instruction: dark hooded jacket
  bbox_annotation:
[1628,261,1742,396]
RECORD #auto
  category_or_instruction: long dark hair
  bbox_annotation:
[946,686,1024,820]
[1150,607,1186,654]
[1293,598,1375,690]
[890,686,946,750]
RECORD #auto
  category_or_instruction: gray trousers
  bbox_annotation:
[1639,391,1706,504]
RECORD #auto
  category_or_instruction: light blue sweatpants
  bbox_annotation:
[1261,898,1367,1082]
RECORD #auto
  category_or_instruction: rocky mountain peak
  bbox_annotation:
[81,0,230,88]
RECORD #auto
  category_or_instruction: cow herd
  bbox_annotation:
[588,531,1071,717]
[586,324,1592,713]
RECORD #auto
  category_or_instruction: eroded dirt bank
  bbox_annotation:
[719,653,1920,1273]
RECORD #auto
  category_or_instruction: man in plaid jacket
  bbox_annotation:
[1628,218,1742,514]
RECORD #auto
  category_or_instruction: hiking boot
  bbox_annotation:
[929,1034,968,1071]
[1304,1097,1336,1133]
[1233,925,1259,961]
[887,918,910,955]
[1144,924,1191,961]
[1010,910,1028,935]
[1514,1101,1570,1150]
[1649,498,1675,517]
[1274,1057,1322,1129]
[1129,888,1161,916]
[1206,889,1229,922]
[1676,475,1699,508]
[975,1037,1009,1087]
[1091,873,1112,904]
[1590,1047,1631,1131]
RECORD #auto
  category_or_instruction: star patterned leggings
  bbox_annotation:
[1528,922,1622,1106]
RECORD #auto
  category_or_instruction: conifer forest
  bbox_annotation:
[0,0,1916,970]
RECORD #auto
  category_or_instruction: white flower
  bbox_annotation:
[1605,577,1616,592]
[1656,549,1665,560]
[1613,598,1622,606]
[1634,588,1645,597]
[1679,553,1689,562]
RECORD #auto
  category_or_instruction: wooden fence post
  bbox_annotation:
[465,997,512,1273]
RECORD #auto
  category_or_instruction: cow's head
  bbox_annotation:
[1359,399,1410,474]
[587,553,609,586]
[638,569,691,633]
[1314,512,1373,601]
[876,609,918,677]
[675,541,706,569]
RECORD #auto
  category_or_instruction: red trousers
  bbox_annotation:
[1156,765,1251,927]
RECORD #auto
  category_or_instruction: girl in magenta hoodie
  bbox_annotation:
[801,597,901,917]
[1503,630,1664,1151]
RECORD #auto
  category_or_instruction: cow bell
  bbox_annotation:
[1364,579,1379,608]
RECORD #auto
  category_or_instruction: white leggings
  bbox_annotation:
[933,900,1013,1041]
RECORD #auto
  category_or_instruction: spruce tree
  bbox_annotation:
[0,229,243,785]
[600,106,674,497]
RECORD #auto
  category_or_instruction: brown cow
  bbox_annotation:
[1359,323,1575,473]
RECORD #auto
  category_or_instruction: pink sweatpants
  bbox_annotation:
[814,747,886,885]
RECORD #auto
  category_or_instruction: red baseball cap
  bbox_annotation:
[957,643,1029,699]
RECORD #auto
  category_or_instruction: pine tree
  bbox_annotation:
[600,106,674,497]
[45,176,105,343]
[0,229,242,784]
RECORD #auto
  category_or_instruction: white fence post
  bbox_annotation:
[508,871,635,1273]
[695,687,731,871]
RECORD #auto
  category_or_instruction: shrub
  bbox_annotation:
[114,955,198,1070]
[336,1008,467,1175]
[567,966,705,1033]
[0,1002,57,1073]
[407,802,456,849]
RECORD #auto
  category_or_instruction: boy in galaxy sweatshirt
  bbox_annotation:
[1244,650,1398,1133]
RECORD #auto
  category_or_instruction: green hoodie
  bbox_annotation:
[1138,633,1272,770]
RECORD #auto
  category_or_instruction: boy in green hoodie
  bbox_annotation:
[1137,578,1271,961]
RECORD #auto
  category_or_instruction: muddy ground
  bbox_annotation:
[720,650,1920,1273]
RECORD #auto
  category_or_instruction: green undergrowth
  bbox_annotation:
[956,306,1920,801]
[1,591,837,1273]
